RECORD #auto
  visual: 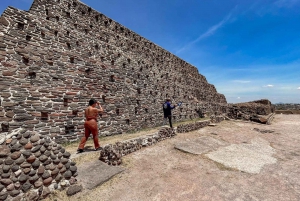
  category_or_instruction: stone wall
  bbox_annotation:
[176,120,211,133]
[99,127,175,165]
[0,129,78,201]
[0,0,227,143]
[226,99,274,123]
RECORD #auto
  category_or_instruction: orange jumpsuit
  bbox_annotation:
[78,111,100,150]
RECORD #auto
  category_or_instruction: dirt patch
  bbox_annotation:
[46,115,300,201]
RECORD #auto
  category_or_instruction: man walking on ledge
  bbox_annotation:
[163,98,176,128]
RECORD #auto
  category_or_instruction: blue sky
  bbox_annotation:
[1,0,300,103]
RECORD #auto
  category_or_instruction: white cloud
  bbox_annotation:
[237,97,241,99]
[176,9,235,54]
[263,85,274,88]
[297,87,300,90]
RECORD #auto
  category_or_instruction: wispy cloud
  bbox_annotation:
[263,84,274,88]
[176,9,235,54]
[297,87,300,90]
[274,0,300,8]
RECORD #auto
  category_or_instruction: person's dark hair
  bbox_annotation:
[166,98,171,102]
[89,98,97,106]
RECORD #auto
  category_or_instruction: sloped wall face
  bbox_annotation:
[0,0,227,143]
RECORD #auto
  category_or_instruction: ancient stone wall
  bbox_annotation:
[0,0,227,143]
[226,99,274,123]
[0,129,78,201]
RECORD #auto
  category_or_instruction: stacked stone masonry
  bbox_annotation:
[0,129,78,201]
[99,127,176,166]
[226,99,274,123]
[0,0,227,143]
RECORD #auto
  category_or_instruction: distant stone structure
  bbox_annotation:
[0,0,227,143]
[226,99,275,123]
[274,103,300,114]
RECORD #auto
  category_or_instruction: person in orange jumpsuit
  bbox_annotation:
[77,98,104,153]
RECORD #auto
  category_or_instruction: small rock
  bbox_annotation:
[69,166,77,172]
[38,166,45,175]
[66,185,83,196]
[60,166,67,174]
[63,152,71,158]
[0,145,10,158]
[40,146,46,153]
[51,168,59,176]
[15,157,25,165]
[44,150,51,157]
[11,144,22,152]
[50,154,57,160]
[32,160,41,169]
[4,157,14,165]
[19,138,28,145]
[54,174,62,182]
[65,162,71,169]
[0,184,4,191]
[69,177,77,185]
[22,151,32,158]
[34,151,42,157]
[27,155,36,163]
[64,170,72,179]
[42,171,50,179]
[43,177,53,186]
[30,134,40,143]
[1,173,10,178]
[14,169,22,177]
[14,182,20,189]
[10,151,21,160]
[34,179,43,188]
[11,165,19,172]
[0,191,8,201]
[23,168,31,174]
[9,189,20,197]
[29,170,36,176]
[39,155,48,162]
[22,131,31,138]
[2,165,10,173]
[61,158,68,164]
[57,163,64,169]
[43,159,52,165]
[6,183,15,191]
[0,179,12,186]
[21,182,32,192]
[20,162,31,168]
[32,145,42,153]
[29,174,39,183]
[24,142,33,149]
[19,173,29,183]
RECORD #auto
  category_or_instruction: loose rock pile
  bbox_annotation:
[99,127,175,165]
[0,129,78,201]
[176,120,211,133]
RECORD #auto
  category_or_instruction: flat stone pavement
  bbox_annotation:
[68,115,300,201]
[76,160,124,190]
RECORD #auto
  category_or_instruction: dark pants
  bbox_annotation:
[164,115,173,128]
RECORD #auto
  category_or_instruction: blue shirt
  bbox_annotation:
[163,102,175,117]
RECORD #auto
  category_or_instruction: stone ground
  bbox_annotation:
[46,114,300,201]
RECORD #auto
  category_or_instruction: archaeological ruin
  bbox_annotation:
[0,0,228,143]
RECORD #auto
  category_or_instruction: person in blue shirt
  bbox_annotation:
[163,98,176,128]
